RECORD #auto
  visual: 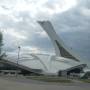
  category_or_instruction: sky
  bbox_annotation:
[0,0,90,66]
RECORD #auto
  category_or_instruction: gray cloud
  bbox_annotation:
[0,0,90,67]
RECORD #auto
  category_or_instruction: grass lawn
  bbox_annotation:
[80,79,90,83]
[26,76,72,83]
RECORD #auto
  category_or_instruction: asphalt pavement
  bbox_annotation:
[0,76,90,90]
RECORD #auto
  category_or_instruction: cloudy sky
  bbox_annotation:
[0,0,90,66]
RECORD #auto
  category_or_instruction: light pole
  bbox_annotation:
[18,46,21,62]
[16,46,21,77]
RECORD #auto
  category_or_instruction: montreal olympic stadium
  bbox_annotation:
[0,21,90,78]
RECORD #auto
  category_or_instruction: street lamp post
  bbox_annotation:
[18,46,21,62]
[16,46,21,77]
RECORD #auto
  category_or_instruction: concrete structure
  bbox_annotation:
[0,20,89,78]
[2,53,87,77]
[38,21,82,62]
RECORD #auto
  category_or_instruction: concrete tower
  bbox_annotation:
[38,21,81,62]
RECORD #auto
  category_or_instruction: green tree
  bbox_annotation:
[0,31,6,60]
[0,31,3,55]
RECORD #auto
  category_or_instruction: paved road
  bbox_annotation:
[0,76,90,90]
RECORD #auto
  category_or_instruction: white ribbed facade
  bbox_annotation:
[2,21,89,77]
